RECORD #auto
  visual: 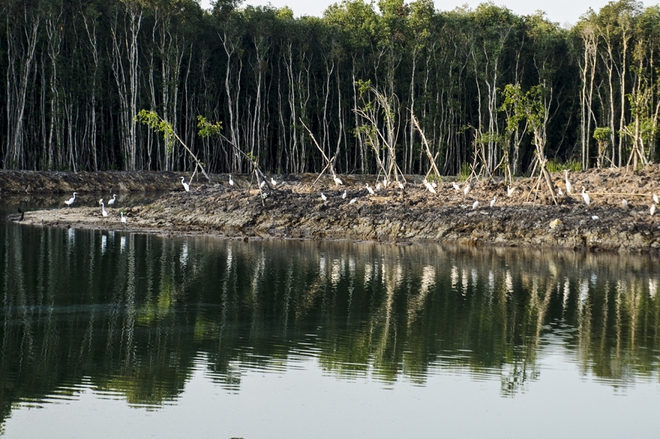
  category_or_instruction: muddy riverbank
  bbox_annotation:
[7,167,660,253]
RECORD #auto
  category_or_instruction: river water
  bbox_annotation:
[0,199,659,438]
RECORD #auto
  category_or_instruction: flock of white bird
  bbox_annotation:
[62,169,659,225]
[62,191,127,223]
[309,169,658,217]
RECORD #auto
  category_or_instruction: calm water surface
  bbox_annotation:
[0,199,659,438]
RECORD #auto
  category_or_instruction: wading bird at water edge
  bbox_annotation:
[64,192,77,206]
[108,194,117,205]
[99,199,108,217]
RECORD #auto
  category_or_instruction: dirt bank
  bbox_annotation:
[10,167,660,253]
[0,170,182,194]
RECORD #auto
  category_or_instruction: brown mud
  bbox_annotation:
[7,167,660,253]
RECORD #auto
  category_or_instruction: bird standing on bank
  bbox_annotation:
[321,192,327,201]
[121,212,127,223]
[581,186,591,205]
[180,176,190,192]
[100,199,108,217]
[333,175,343,185]
[463,183,472,197]
[108,194,117,206]
[507,186,515,197]
[366,184,375,195]
[229,175,234,186]
[490,196,497,208]
[651,204,657,216]
[65,192,77,207]
[564,170,573,194]
[342,190,347,199]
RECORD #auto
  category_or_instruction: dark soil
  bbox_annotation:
[9,167,660,253]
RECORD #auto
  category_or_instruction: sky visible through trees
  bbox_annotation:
[1,0,659,176]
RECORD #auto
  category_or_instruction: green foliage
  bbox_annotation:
[197,116,223,138]
[546,159,581,173]
[3,0,660,174]
[460,162,471,181]
[135,110,176,153]
[593,127,612,141]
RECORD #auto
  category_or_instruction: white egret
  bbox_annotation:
[452,182,460,190]
[507,186,515,197]
[108,194,117,206]
[431,181,437,188]
[622,199,628,208]
[564,170,573,194]
[349,198,357,204]
[120,212,127,223]
[653,194,659,204]
[366,184,375,195]
[382,178,389,188]
[591,215,599,220]
[423,180,436,194]
[333,175,343,185]
[397,181,404,189]
[321,192,327,201]
[270,177,278,186]
[229,175,234,186]
[463,183,472,196]
[64,192,77,207]
[342,190,347,199]
[180,176,190,192]
[651,204,657,216]
[472,200,479,209]
[100,200,108,217]
[490,196,497,208]
[558,188,564,196]
[376,183,382,191]
[259,180,266,189]
[581,186,591,205]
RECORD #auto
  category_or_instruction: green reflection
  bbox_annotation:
[0,220,659,425]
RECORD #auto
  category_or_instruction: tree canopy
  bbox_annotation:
[0,0,658,175]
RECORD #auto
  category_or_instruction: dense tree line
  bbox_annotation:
[0,0,659,176]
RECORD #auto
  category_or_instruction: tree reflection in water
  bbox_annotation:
[0,222,659,423]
